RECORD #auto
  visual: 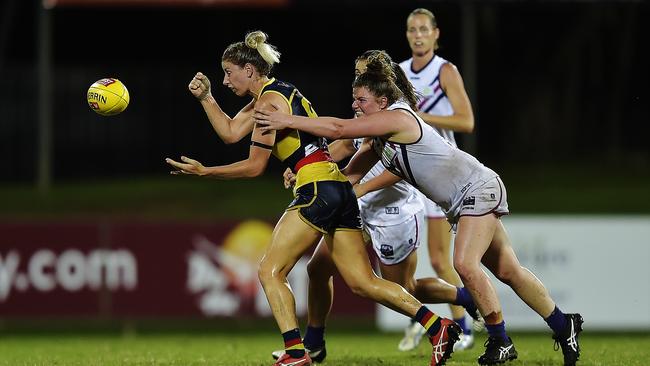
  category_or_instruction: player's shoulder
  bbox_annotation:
[440,60,458,73]
[262,78,295,94]
[439,61,463,82]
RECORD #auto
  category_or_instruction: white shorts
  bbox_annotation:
[363,209,424,266]
[458,176,509,219]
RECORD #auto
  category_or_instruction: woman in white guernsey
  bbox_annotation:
[254,51,584,366]
[399,8,477,352]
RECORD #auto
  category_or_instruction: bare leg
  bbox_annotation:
[328,230,461,365]
[481,219,555,318]
[428,217,466,319]
[326,230,421,317]
[378,250,418,293]
[379,250,458,304]
[258,210,322,333]
[305,238,336,328]
[453,214,503,323]
[413,277,461,304]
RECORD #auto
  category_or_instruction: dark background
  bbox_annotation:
[1,0,648,184]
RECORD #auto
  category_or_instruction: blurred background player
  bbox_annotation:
[167,31,461,366]
[397,8,479,352]
[254,51,584,366]
[271,50,481,363]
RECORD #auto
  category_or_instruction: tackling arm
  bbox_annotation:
[341,140,379,185]
[353,169,402,198]
[254,109,414,142]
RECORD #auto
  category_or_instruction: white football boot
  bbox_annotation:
[453,332,476,351]
[397,321,427,351]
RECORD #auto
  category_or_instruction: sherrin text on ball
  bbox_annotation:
[87,78,130,116]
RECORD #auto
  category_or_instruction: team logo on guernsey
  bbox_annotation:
[376,141,400,171]
[380,145,397,166]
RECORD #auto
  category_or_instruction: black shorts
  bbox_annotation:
[288,180,362,234]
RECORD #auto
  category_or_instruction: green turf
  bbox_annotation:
[0,331,647,365]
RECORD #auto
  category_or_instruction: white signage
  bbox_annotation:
[0,248,137,302]
[377,215,650,331]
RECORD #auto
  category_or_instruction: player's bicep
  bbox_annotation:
[251,123,276,150]
[247,124,275,176]
[231,99,257,139]
[343,111,407,138]
[251,91,288,148]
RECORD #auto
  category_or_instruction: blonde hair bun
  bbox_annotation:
[244,30,280,66]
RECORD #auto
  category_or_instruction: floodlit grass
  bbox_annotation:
[0,331,648,365]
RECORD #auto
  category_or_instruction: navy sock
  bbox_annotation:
[486,321,508,342]
[545,306,568,335]
[282,328,305,358]
[454,287,473,308]
[454,317,470,335]
[303,325,325,349]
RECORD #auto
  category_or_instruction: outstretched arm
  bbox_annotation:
[189,72,257,144]
[164,135,273,179]
[416,63,474,133]
[165,93,280,179]
[254,108,416,142]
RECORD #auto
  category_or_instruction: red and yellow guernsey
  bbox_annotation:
[260,78,348,189]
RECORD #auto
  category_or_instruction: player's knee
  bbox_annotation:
[453,259,475,282]
[257,259,284,286]
[349,286,368,298]
[404,280,416,295]
[429,256,451,273]
[345,278,375,298]
[257,263,271,286]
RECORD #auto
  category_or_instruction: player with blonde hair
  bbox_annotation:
[167,31,461,366]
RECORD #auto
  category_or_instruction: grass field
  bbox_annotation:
[0,331,648,366]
